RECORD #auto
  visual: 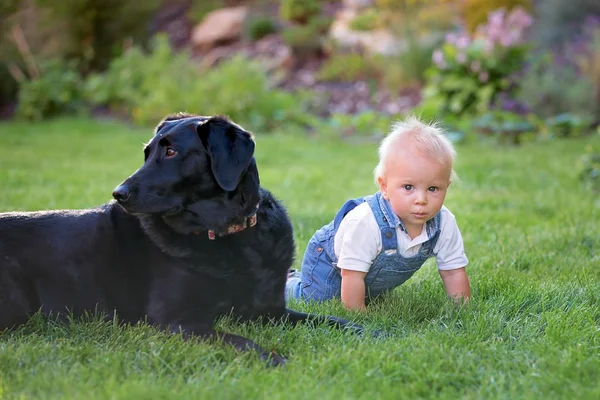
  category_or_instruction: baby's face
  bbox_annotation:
[378,149,451,235]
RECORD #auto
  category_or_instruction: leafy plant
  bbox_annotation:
[280,0,320,24]
[470,110,535,145]
[84,35,318,132]
[545,113,595,138]
[316,53,381,82]
[349,8,381,31]
[532,0,600,49]
[15,59,86,120]
[32,0,162,72]
[281,20,324,58]
[515,52,596,120]
[579,133,600,193]
[245,15,278,41]
[420,7,533,117]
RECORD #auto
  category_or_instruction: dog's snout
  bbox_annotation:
[112,185,131,203]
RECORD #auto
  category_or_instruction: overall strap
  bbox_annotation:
[366,193,397,252]
[332,196,368,231]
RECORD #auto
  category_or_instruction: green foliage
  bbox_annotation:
[32,0,162,72]
[532,0,600,48]
[382,37,438,88]
[420,7,532,118]
[349,8,381,31]
[280,0,321,24]
[83,46,146,116]
[85,35,316,132]
[544,113,595,138]
[281,18,326,58]
[422,42,528,117]
[15,59,86,121]
[579,137,600,193]
[320,110,395,139]
[245,15,279,41]
[462,0,531,33]
[317,53,381,82]
[317,38,436,91]
[515,53,597,119]
[470,110,535,145]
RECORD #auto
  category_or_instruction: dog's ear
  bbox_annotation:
[196,117,255,192]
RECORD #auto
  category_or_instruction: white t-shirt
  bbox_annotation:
[333,203,468,273]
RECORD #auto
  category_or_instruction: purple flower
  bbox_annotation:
[432,49,446,68]
[479,71,489,83]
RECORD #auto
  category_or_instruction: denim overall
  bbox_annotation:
[286,191,441,302]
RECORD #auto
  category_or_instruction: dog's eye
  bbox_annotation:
[166,147,177,158]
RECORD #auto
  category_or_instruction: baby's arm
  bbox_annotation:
[439,267,470,304]
[340,269,368,311]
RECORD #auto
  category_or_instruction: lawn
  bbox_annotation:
[0,117,599,400]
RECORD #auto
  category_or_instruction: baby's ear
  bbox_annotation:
[377,176,388,198]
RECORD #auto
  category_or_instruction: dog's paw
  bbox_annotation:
[370,329,390,340]
[263,351,288,367]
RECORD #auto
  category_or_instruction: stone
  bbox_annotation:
[191,6,249,52]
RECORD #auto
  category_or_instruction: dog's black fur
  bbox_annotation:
[0,113,364,365]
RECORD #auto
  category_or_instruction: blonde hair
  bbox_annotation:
[373,116,456,184]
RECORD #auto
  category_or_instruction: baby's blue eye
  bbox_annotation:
[428,186,438,192]
[403,185,413,191]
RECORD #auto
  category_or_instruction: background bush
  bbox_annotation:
[85,35,317,132]
[532,0,600,49]
[420,7,532,118]
[516,53,596,119]
[280,0,321,24]
[15,59,85,121]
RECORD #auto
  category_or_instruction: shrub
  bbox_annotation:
[83,46,147,115]
[573,18,600,116]
[321,110,395,139]
[381,37,438,88]
[15,59,85,121]
[245,15,278,41]
[317,53,381,82]
[515,53,596,120]
[349,8,381,32]
[317,39,436,90]
[281,20,324,58]
[462,0,532,33]
[532,0,600,49]
[280,0,320,24]
[579,139,600,193]
[32,0,162,73]
[470,110,536,145]
[420,7,533,117]
[85,35,318,132]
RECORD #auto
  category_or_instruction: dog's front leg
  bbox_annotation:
[168,324,287,366]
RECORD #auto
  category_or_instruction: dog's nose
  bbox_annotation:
[112,185,131,202]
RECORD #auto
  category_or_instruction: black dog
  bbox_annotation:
[0,113,365,365]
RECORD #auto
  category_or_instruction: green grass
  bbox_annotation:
[0,117,599,399]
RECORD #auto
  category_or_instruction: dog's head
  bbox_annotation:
[113,113,260,233]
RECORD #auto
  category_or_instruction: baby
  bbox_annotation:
[286,117,471,311]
